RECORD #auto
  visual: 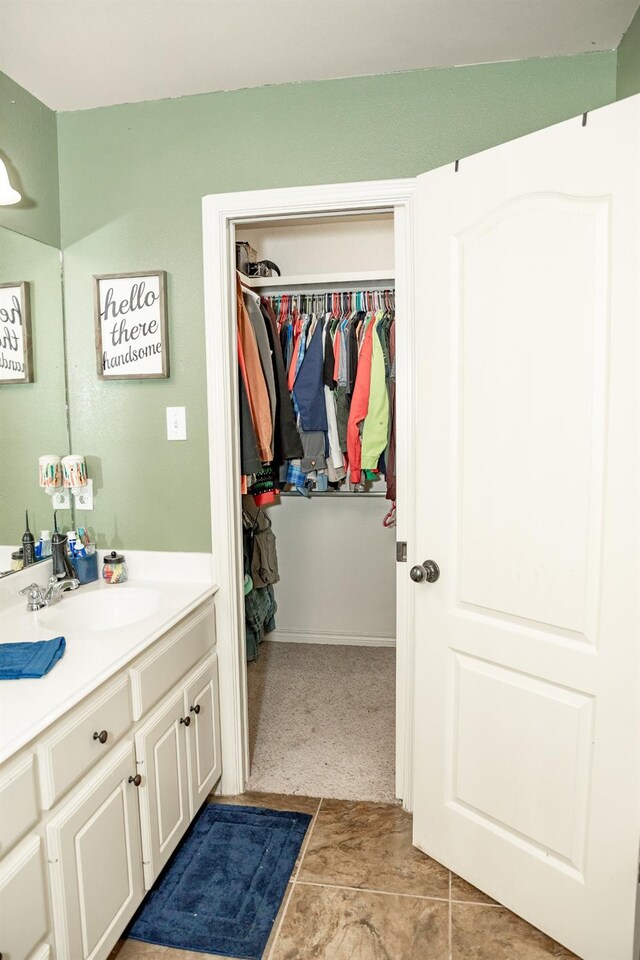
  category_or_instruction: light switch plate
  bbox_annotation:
[75,479,94,510]
[166,406,187,441]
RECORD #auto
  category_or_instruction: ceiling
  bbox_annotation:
[1,0,638,112]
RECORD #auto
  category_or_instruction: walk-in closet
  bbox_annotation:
[235,212,398,802]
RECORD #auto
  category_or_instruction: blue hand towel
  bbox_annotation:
[0,637,66,679]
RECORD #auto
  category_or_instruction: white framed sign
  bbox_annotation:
[0,281,33,384]
[94,270,169,379]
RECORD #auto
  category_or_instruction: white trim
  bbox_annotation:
[266,629,396,647]
[202,179,417,804]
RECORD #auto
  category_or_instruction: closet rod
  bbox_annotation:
[278,491,387,498]
[260,286,395,297]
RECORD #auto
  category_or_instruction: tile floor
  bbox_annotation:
[111,793,579,960]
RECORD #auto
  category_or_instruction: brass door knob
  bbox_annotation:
[128,774,142,787]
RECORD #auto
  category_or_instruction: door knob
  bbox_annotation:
[180,716,191,727]
[128,774,142,787]
[190,704,201,715]
[410,560,440,584]
[93,730,108,744]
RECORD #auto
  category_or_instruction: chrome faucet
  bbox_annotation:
[19,576,80,611]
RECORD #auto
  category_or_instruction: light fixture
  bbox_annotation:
[0,156,21,205]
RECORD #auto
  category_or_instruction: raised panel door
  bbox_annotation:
[46,740,144,960]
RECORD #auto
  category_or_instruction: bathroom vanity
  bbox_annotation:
[0,564,220,960]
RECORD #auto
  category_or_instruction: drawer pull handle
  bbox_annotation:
[180,716,191,727]
[128,774,142,787]
[189,704,201,715]
[93,730,108,744]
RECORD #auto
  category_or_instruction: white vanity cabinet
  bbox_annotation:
[135,687,191,888]
[184,653,222,815]
[135,652,222,888]
[46,741,144,960]
[0,590,220,960]
[0,835,50,960]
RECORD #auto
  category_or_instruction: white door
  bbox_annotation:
[411,95,640,960]
[46,741,144,960]
[135,688,191,888]
[184,653,222,817]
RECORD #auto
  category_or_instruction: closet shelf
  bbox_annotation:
[241,269,395,290]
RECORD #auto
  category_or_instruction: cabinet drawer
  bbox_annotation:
[37,673,132,809]
[0,836,49,960]
[0,751,39,854]
[130,601,215,720]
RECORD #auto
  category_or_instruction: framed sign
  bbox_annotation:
[94,270,169,379]
[0,281,33,384]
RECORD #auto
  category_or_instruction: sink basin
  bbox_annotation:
[37,587,163,633]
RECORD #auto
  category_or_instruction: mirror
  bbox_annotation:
[0,225,71,576]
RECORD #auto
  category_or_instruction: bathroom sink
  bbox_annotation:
[37,587,163,633]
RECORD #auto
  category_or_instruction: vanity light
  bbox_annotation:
[0,157,21,205]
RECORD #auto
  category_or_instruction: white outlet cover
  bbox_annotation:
[50,489,71,510]
[166,406,187,441]
[75,478,94,510]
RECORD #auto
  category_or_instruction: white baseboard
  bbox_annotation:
[267,629,396,647]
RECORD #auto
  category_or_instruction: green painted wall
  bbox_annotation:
[0,71,60,247]
[0,228,70,548]
[56,52,617,552]
[617,4,640,99]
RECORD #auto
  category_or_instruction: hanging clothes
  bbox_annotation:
[237,277,272,463]
[260,299,303,462]
[361,316,389,470]
[347,318,375,483]
[242,497,278,661]
[237,276,396,502]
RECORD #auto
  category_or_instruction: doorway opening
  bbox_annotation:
[202,180,418,808]
[238,212,397,801]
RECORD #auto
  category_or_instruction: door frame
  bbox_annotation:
[202,179,418,804]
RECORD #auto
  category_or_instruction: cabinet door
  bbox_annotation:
[184,653,222,817]
[46,740,144,960]
[0,835,49,960]
[134,688,190,889]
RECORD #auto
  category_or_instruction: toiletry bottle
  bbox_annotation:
[51,512,76,580]
[39,530,52,558]
[22,510,36,567]
[67,530,78,556]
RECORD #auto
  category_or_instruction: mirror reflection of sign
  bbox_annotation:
[95,271,168,379]
[0,282,32,384]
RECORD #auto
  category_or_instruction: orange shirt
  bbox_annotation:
[237,277,272,462]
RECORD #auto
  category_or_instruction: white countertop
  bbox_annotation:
[0,573,218,764]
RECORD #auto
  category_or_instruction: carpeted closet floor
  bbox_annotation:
[246,641,396,803]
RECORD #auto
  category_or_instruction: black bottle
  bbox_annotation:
[51,511,76,580]
[22,510,36,567]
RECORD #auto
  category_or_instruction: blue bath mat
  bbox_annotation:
[128,802,311,959]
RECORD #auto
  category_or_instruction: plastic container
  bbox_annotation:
[39,531,52,558]
[102,551,128,584]
[72,550,99,585]
[11,549,23,572]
